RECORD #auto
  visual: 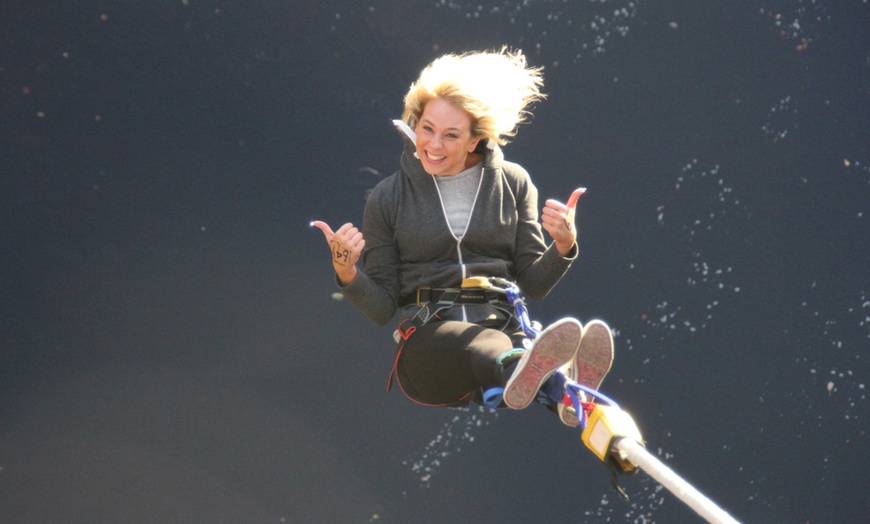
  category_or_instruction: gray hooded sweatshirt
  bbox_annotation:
[340,137,577,327]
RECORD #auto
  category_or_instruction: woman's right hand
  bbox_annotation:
[311,220,365,285]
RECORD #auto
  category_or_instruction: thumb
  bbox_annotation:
[567,187,586,210]
[310,220,334,241]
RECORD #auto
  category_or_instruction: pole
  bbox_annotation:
[614,438,741,524]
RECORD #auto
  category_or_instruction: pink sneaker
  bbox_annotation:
[558,319,614,426]
[503,318,582,409]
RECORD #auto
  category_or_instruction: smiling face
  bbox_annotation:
[414,97,481,176]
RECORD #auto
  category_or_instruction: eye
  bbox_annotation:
[446,133,458,139]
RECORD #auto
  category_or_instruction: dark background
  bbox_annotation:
[1,1,868,522]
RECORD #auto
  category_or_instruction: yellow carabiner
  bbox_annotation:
[461,276,492,289]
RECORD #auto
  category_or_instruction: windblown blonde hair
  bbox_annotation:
[402,47,545,146]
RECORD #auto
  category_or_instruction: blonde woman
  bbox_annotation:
[313,48,611,424]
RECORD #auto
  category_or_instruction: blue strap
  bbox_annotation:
[483,387,504,409]
[504,285,540,339]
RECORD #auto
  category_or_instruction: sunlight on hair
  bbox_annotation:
[403,47,545,145]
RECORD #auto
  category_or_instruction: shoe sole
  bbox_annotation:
[504,318,582,409]
[560,319,614,426]
[575,320,614,391]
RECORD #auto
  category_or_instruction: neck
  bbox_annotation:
[465,152,482,169]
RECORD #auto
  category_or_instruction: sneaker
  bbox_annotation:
[503,318,582,409]
[558,319,614,426]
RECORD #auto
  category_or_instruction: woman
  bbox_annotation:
[313,48,612,425]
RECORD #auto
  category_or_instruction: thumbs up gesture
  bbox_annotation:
[541,187,585,257]
[311,220,365,285]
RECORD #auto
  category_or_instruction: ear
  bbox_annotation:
[468,137,481,152]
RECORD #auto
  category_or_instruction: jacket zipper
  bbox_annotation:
[432,167,485,323]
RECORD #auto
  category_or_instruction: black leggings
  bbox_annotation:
[396,320,526,407]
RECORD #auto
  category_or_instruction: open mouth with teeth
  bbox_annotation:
[425,151,446,162]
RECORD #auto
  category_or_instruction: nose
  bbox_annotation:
[429,133,443,149]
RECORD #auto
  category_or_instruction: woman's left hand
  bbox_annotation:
[541,187,585,257]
